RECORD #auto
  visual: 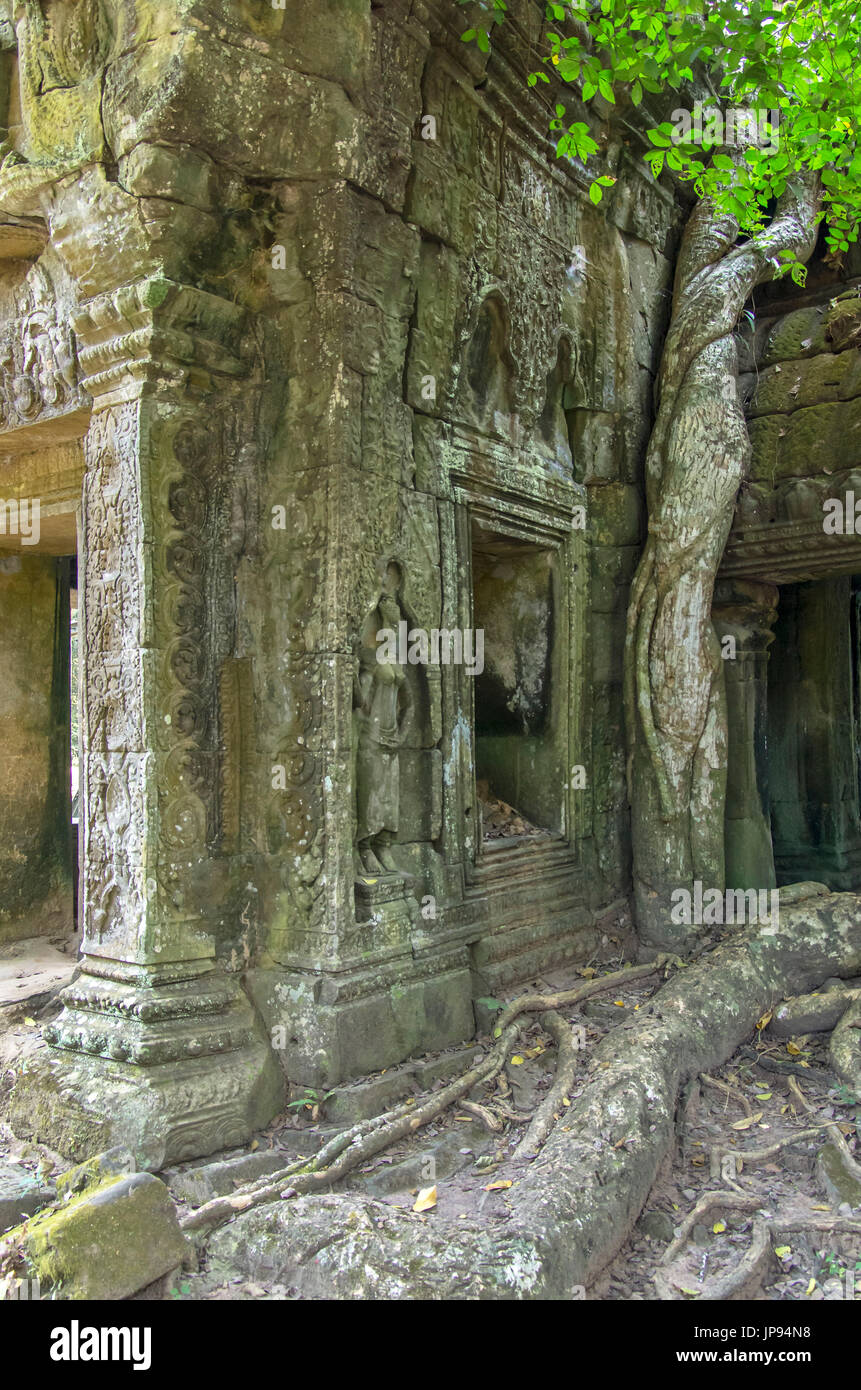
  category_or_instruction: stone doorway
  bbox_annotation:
[0,519,77,946]
[471,519,562,844]
[767,575,861,890]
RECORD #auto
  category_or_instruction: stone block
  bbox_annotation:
[169,1151,290,1208]
[0,1172,189,1301]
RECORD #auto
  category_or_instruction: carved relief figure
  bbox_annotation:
[461,294,516,435]
[0,0,111,209]
[0,263,81,429]
[353,576,413,877]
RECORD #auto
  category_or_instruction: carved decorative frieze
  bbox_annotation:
[722,466,861,583]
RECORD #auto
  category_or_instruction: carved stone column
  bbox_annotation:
[10,279,281,1169]
[712,579,779,892]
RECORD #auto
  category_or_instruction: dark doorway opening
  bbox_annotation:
[471,520,561,841]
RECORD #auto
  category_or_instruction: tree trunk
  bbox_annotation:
[625,174,820,949]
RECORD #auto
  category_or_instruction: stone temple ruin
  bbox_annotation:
[0,0,860,1176]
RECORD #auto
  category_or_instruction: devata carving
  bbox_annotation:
[24,0,110,90]
[353,572,413,878]
[0,263,82,429]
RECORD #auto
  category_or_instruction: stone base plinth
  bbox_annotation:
[8,969,283,1169]
[247,949,475,1089]
[8,1040,283,1172]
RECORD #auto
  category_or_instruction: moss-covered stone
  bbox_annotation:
[0,1171,189,1301]
[55,1147,136,1203]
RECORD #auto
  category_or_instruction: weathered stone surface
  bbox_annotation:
[0,555,74,944]
[638,1210,676,1243]
[55,1147,136,1202]
[0,1164,55,1235]
[0,939,78,1018]
[0,1172,189,1301]
[207,893,861,1298]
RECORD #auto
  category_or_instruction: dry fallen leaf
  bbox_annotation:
[510,1055,525,1066]
[731,1111,764,1130]
[755,1011,773,1031]
[713,1221,726,1234]
[413,1186,437,1213]
[484,1180,513,1191]
[786,1042,802,1055]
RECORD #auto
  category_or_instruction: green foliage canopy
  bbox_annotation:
[461,1,861,275]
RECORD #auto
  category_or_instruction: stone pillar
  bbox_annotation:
[10,280,281,1169]
[0,553,74,942]
[712,579,778,891]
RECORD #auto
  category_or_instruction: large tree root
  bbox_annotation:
[513,1012,580,1162]
[183,960,667,1238]
[770,987,860,1037]
[198,893,861,1298]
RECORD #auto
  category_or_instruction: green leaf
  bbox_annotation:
[476,996,504,1010]
[589,181,604,203]
[598,70,615,103]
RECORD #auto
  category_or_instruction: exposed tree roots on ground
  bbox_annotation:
[198,889,861,1299]
[183,959,669,1238]
[655,1190,861,1299]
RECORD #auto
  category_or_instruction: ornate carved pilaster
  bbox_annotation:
[712,579,779,892]
[11,279,281,1169]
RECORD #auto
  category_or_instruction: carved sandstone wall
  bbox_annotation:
[0,0,687,1162]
